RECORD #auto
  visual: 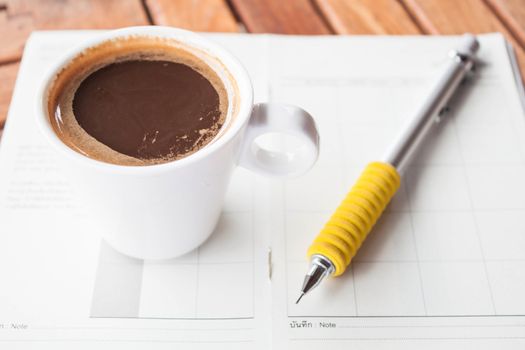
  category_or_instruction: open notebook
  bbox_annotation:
[1,31,525,349]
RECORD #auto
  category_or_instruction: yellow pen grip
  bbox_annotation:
[307,162,401,276]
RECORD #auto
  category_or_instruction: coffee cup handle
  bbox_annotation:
[239,103,319,177]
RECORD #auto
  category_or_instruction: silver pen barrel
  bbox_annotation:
[382,34,479,173]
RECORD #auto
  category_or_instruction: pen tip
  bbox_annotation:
[295,293,305,304]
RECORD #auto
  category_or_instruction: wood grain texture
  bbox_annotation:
[230,0,331,34]
[485,0,525,48]
[403,0,525,79]
[403,0,513,34]
[315,0,421,34]
[0,62,20,128]
[146,0,238,32]
[0,0,148,62]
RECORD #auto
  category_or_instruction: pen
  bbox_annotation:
[297,34,479,304]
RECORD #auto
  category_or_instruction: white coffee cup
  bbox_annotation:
[36,26,319,260]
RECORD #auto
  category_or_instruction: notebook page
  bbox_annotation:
[266,34,525,349]
[0,31,273,350]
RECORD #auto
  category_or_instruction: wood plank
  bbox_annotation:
[0,0,149,63]
[230,0,331,34]
[485,0,525,48]
[315,0,421,34]
[402,0,525,79]
[403,0,514,34]
[0,62,19,129]
[145,0,238,32]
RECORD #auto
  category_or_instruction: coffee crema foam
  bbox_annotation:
[47,36,237,166]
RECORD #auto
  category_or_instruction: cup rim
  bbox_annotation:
[35,26,254,175]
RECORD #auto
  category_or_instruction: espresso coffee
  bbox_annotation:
[48,37,231,165]
[73,59,223,161]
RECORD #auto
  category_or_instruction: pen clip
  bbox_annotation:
[448,49,477,72]
[448,34,479,72]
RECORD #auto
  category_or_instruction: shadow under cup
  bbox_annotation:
[45,35,241,167]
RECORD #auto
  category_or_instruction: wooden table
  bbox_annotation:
[1,0,524,130]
